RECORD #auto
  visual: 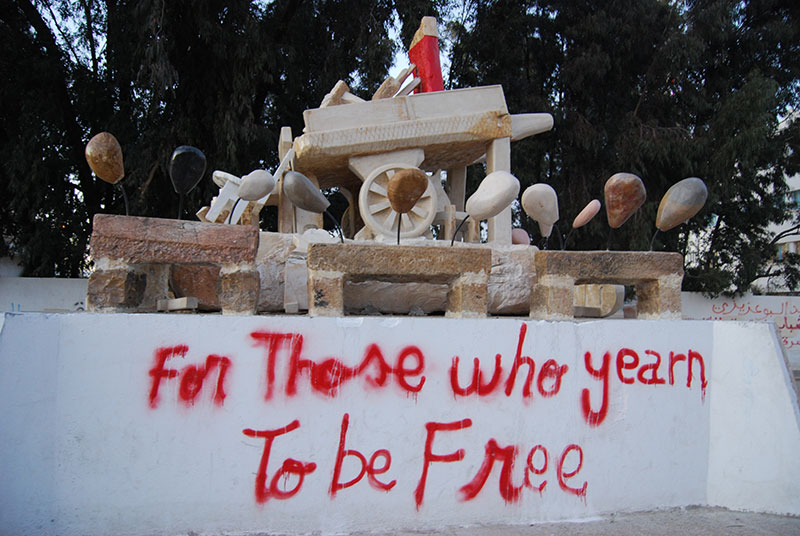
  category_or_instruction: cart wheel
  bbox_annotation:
[358,164,436,239]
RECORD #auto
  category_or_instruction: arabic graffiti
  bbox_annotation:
[692,296,800,352]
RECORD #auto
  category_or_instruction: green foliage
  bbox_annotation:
[447,0,800,295]
[1,0,798,297]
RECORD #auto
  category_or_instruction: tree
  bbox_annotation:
[0,0,443,276]
[447,0,800,295]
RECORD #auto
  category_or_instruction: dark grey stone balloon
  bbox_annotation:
[284,171,330,213]
[169,146,207,195]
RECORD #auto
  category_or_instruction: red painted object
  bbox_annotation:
[408,17,444,93]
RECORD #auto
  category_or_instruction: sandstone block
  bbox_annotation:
[86,269,146,311]
[90,214,259,265]
[308,273,345,317]
[217,269,260,315]
[306,243,490,317]
[531,251,683,320]
[171,264,220,310]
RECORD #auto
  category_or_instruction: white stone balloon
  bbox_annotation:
[465,171,520,220]
[237,169,275,201]
[521,183,559,237]
[284,170,330,213]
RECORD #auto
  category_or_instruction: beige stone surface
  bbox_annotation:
[308,272,345,317]
[281,242,532,316]
[307,243,490,281]
[488,245,534,314]
[510,113,555,141]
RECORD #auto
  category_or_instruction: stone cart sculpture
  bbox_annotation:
[287,84,552,243]
[84,16,694,320]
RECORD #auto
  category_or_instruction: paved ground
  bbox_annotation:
[346,507,800,536]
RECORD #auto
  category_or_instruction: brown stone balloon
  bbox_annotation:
[85,132,124,184]
[604,173,646,228]
[387,168,428,214]
[656,177,707,231]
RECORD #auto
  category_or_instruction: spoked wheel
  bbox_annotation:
[358,164,436,239]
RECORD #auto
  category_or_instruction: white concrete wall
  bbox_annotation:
[706,322,800,514]
[0,277,87,312]
[0,314,797,536]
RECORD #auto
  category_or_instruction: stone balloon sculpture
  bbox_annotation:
[85,132,128,215]
[604,173,646,228]
[650,177,708,250]
[562,199,601,250]
[453,171,520,245]
[656,177,707,231]
[604,172,645,249]
[238,169,276,201]
[573,199,602,229]
[511,228,531,245]
[521,183,559,248]
[169,146,207,220]
[284,170,343,242]
[386,168,428,244]
[227,170,276,224]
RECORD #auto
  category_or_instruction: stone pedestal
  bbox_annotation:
[87,214,260,314]
[530,250,683,320]
[306,243,491,318]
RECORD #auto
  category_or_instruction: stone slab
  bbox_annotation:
[307,243,491,283]
[531,251,683,320]
[534,250,684,284]
[306,243,491,317]
[90,214,259,265]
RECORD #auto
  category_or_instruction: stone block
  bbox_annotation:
[306,243,490,317]
[86,269,146,312]
[446,278,489,318]
[307,272,345,317]
[217,268,260,315]
[257,232,295,313]
[171,264,220,310]
[488,245,533,315]
[157,297,199,312]
[90,214,259,265]
[531,251,683,320]
[140,264,171,311]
